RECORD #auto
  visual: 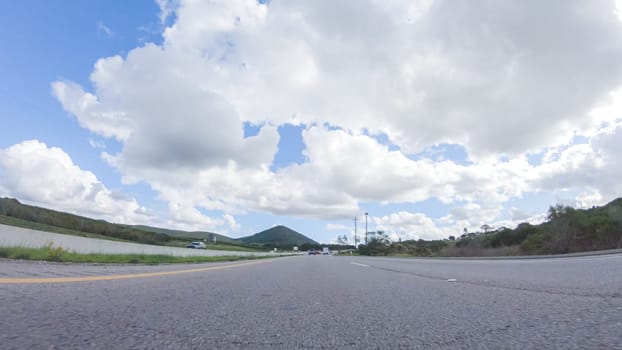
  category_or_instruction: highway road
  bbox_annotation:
[1,254,621,349]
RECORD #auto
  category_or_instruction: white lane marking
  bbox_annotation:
[351,262,369,268]
[447,278,457,282]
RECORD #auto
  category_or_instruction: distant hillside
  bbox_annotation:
[0,198,172,245]
[132,225,236,244]
[238,225,318,248]
[0,197,317,250]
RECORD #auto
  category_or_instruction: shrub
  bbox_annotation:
[45,241,65,261]
[519,233,550,254]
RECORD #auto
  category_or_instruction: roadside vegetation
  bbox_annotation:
[357,198,622,257]
[357,234,448,256]
[0,215,133,242]
[0,198,172,244]
[0,242,274,264]
[0,198,263,252]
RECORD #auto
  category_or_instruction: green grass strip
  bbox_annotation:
[0,245,279,265]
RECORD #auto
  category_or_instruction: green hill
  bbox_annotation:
[0,198,172,245]
[0,197,315,251]
[131,225,236,244]
[238,225,318,249]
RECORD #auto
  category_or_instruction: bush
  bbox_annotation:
[519,233,550,254]
[45,241,65,261]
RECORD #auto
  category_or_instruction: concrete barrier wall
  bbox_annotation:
[0,224,274,257]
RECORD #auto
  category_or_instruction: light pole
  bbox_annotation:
[354,216,358,248]
[365,212,368,245]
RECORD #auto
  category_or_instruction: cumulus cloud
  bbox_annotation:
[533,125,622,204]
[165,202,242,232]
[283,126,535,210]
[155,0,622,157]
[326,224,350,231]
[374,211,443,241]
[52,45,280,173]
[156,0,180,24]
[0,140,149,224]
[48,0,622,238]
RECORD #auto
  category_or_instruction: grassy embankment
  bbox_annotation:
[0,242,275,264]
[0,215,131,242]
[0,215,261,252]
[0,215,262,253]
[0,215,260,252]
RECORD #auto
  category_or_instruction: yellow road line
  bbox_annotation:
[0,259,273,284]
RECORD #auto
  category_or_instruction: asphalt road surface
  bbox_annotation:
[1,254,621,349]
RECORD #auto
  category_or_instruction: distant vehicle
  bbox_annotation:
[308,250,320,255]
[322,247,330,255]
[186,242,206,249]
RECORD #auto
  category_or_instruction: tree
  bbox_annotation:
[358,231,391,256]
[336,234,348,245]
[448,235,456,240]
[612,206,622,248]
[547,204,588,253]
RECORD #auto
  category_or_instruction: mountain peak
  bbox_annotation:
[238,225,318,248]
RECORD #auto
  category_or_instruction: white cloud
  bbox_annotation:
[326,224,350,231]
[53,44,280,173]
[437,202,502,232]
[154,0,622,157]
[0,140,149,224]
[48,0,622,237]
[97,21,114,37]
[223,213,240,231]
[575,191,604,209]
[88,138,106,149]
[0,140,242,234]
[534,126,622,196]
[374,211,443,241]
[156,0,180,24]
[58,0,622,155]
[296,126,535,207]
[165,202,225,232]
[52,80,133,141]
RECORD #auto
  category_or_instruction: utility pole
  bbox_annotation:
[365,212,368,245]
[354,216,358,248]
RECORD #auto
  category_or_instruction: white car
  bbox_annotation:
[186,242,206,249]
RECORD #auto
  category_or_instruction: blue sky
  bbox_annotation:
[0,1,159,181]
[1,0,621,243]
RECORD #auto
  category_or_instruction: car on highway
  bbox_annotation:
[308,250,321,255]
[186,242,206,249]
